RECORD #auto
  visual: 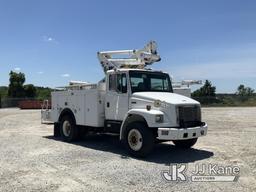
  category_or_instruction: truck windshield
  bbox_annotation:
[129,71,173,93]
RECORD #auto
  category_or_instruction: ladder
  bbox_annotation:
[41,100,52,124]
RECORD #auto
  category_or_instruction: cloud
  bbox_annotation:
[47,37,53,41]
[61,73,70,77]
[14,67,21,71]
[42,36,58,43]
[37,71,44,74]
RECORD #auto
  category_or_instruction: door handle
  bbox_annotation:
[107,102,110,108]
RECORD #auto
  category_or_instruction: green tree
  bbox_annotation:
[24,84,37,98]
[35,87,52,100]
[236,84,254,96]
[192,80,216,97]
[8,71,25,98]
[0,86,8,98]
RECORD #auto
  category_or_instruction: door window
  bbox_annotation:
[117,73,127,93]
[109,74,117,91]
[109,73,127,93]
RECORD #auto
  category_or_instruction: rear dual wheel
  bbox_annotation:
[60,115,79,142]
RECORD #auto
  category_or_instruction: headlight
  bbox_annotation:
[155,114,164,123]
[154,100,168,108]
[154,100,161,107]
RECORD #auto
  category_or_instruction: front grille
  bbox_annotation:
[178,105,201,128]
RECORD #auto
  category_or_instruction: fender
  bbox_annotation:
[58,108,77,124]
[119,109,164,140]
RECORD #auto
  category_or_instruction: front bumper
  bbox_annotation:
[157,123,208,141]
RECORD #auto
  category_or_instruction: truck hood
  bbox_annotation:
[132,92,199,105]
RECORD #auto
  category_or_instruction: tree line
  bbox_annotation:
[0,71,255,106]
[191,80,255,106]
[0,71,52,100]
[192,80,254,97]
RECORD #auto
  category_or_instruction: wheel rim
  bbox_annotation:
[128,129,143,151]
[63,120,71,137]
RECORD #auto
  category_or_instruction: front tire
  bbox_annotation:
[60,115,79,142]
[124,122,154,157]
[172,138,198,148]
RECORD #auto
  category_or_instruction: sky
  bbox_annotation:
[0,0,255,93]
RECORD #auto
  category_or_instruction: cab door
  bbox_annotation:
[105,72,129,121]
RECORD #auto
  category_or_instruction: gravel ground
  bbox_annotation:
[0,107,255,192]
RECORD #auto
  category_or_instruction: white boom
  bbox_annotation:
[97,41,161,73]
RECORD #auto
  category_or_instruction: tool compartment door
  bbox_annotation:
[85,90,104,127]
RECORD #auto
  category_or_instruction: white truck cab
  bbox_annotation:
[41,41,207,157]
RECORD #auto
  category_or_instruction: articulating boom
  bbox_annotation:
[97,41,161,73]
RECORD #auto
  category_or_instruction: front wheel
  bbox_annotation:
[172,138,198,148]
[124,122,155,157]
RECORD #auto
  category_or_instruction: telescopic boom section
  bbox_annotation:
[97,41,161,73]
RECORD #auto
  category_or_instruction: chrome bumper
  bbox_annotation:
[157,124,208,140]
